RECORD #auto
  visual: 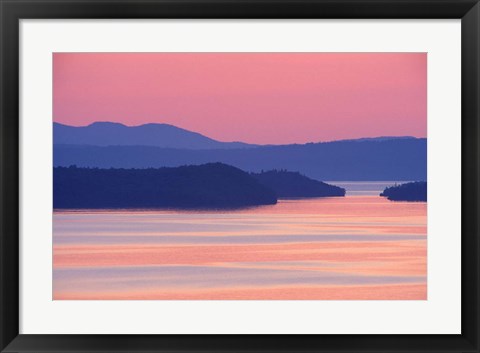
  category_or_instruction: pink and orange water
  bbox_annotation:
[53,184,426,300]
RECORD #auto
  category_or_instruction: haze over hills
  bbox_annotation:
[53,122,427,181]
[54,122,418,149]
[53,122,255,150]
[339,136,416,142]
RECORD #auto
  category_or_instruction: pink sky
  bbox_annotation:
[53,53,426,144]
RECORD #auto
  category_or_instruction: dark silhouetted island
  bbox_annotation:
[53,163,277,209]
[380,181,427,202]
[252,170,345,198]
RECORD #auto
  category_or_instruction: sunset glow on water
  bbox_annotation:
[52,53,428,301]
[53,186,427,300]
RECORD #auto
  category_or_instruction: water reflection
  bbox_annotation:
[53,195,427,300]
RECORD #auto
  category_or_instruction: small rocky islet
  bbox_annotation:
[380,181,427,202]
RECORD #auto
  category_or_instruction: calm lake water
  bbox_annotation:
[53,182,427,300]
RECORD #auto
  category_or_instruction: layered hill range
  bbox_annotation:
[54,122,427,181]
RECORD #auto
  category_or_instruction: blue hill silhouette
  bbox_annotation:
[54,138,427,181]
[380,181,427,201]
[53,122,255,150]
[53,122,426,181]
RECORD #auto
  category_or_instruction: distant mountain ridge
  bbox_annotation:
[337,136,416,143]
[54,138,427,181]
[53,121,427,181]
[53,122,255,150]
[54,122,420,149]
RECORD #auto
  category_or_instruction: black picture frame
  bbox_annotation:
[1,0,479,352]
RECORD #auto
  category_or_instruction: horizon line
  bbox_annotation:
[53,120,427,145]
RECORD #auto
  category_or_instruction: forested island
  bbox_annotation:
[252,170,345,197]
[54,163,345,209]
[380,181,427,202]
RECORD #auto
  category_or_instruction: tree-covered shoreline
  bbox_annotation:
[54,163,345,210]
[380,181,427,202]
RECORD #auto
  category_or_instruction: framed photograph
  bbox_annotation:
[1,0,478,352]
